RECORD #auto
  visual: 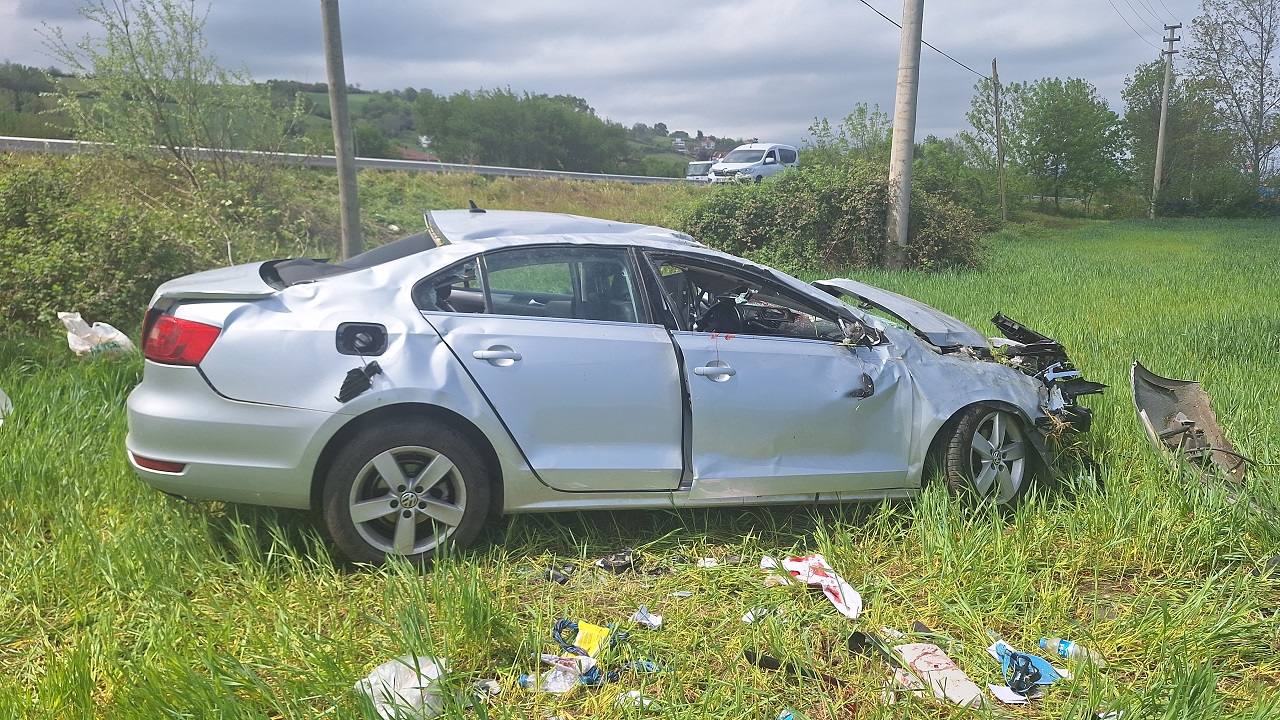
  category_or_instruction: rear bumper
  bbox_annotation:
[125,363,333,509]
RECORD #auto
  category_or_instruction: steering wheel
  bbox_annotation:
[692,295,744,333]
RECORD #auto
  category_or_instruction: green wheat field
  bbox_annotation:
[1,218,1278,719]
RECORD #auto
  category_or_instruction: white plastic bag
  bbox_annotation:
[355,655,448,720]
[0,387,10,428]
[57,311,136,358]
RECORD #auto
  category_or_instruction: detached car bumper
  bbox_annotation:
[125,363,332,509]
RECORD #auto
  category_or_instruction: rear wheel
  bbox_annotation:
[942,405,1033,506]
[321,418,490,565]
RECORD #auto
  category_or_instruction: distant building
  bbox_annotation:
[672,138,687,153]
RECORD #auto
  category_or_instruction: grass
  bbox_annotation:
[2,218,1279,718]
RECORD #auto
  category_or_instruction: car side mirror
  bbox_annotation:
[763,157,776,165]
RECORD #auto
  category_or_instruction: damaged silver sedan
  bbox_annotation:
[126,209,1101,564]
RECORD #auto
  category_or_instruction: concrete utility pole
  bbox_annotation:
[1150,23,1181,220]
[886,0,924,269]
[321,0,362,258]
[992,58,1008,223]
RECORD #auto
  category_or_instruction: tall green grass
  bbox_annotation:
[1,218,1278,718]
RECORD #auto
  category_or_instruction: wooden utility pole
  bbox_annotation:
[321,0,362,259]
[886,0,925,269]
[1150,23,1181,219]
[992,58,1008,223]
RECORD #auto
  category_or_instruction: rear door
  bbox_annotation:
[424,246,684,492]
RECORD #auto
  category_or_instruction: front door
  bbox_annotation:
[652,257,912,499]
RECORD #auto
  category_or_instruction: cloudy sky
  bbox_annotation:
[2,0,1202,146]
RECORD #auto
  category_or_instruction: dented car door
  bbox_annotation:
[675,332,912,499]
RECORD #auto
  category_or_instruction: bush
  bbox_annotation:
[0,157,216,332]
[678,163,986,276]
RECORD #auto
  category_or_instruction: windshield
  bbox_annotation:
[685,162,714,177]
[722,149,765,163]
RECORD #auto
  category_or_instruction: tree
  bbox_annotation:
[802,103,892,167]
[1187,0,1280,181]
[1004,78,1127,212]
[414,88,628,171]
[41,0,300,189]
[1123,58,1254,213]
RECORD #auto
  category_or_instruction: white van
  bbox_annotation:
[709,143,799,184]
[684,160,715,183]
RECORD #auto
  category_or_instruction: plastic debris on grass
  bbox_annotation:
[57,312,136,358]
[0,387,10,428]
[761,554,862,620]
[629,605,662,629]
[986,633,1068,704]
[355,655,448,719]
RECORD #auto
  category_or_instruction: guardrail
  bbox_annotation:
[0,135,683,185]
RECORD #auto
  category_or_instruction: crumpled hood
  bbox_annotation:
[813,278,991,351]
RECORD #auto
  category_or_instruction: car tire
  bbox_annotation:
[753,175,763,183]
[321,418,490,565]
[942,405,1034,507]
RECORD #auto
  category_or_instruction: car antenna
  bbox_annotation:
[469,200,486,213]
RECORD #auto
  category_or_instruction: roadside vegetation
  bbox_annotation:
[2,219,1278,719]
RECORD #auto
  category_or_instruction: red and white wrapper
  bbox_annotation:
[769,553,863,620]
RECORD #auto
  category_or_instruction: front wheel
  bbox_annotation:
[321,418,490,565]
[942,405,1034,506]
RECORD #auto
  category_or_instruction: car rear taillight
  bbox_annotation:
[130,452,187,474]
[143,315,221,365]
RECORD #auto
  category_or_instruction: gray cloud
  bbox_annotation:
[2,0,1199,146]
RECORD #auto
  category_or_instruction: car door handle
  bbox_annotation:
[694,364,736,378]
[473,349,522,361]
[473,347,521,366]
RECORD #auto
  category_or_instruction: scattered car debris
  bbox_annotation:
[695,557,719,568]
[629,606,662,629]
[355,655,448,719]
[596,548,635,573]
[743,649,843,686]
[57,311,136,358]
[762,554,862,620]
[0,386,10,428]
[546,564,576,585]
[1133,361,1247,484]
[669,590,693,598]
[894,642,985,708]
[472,679,501,698]
[615,690,656,709]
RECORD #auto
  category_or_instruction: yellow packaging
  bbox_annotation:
[574,622,611,657]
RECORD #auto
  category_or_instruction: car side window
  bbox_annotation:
[481,247,644,322]
[414,260,484,313]
[652,258,844,340]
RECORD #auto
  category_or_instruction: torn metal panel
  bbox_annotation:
[1132,361,1245,484]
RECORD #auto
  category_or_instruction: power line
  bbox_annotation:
[1104,0,1161,48]
[856,0,988,79]
[1154,0,1181,24]
[1133,0,1176,29]
[1122,0,1164,34]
